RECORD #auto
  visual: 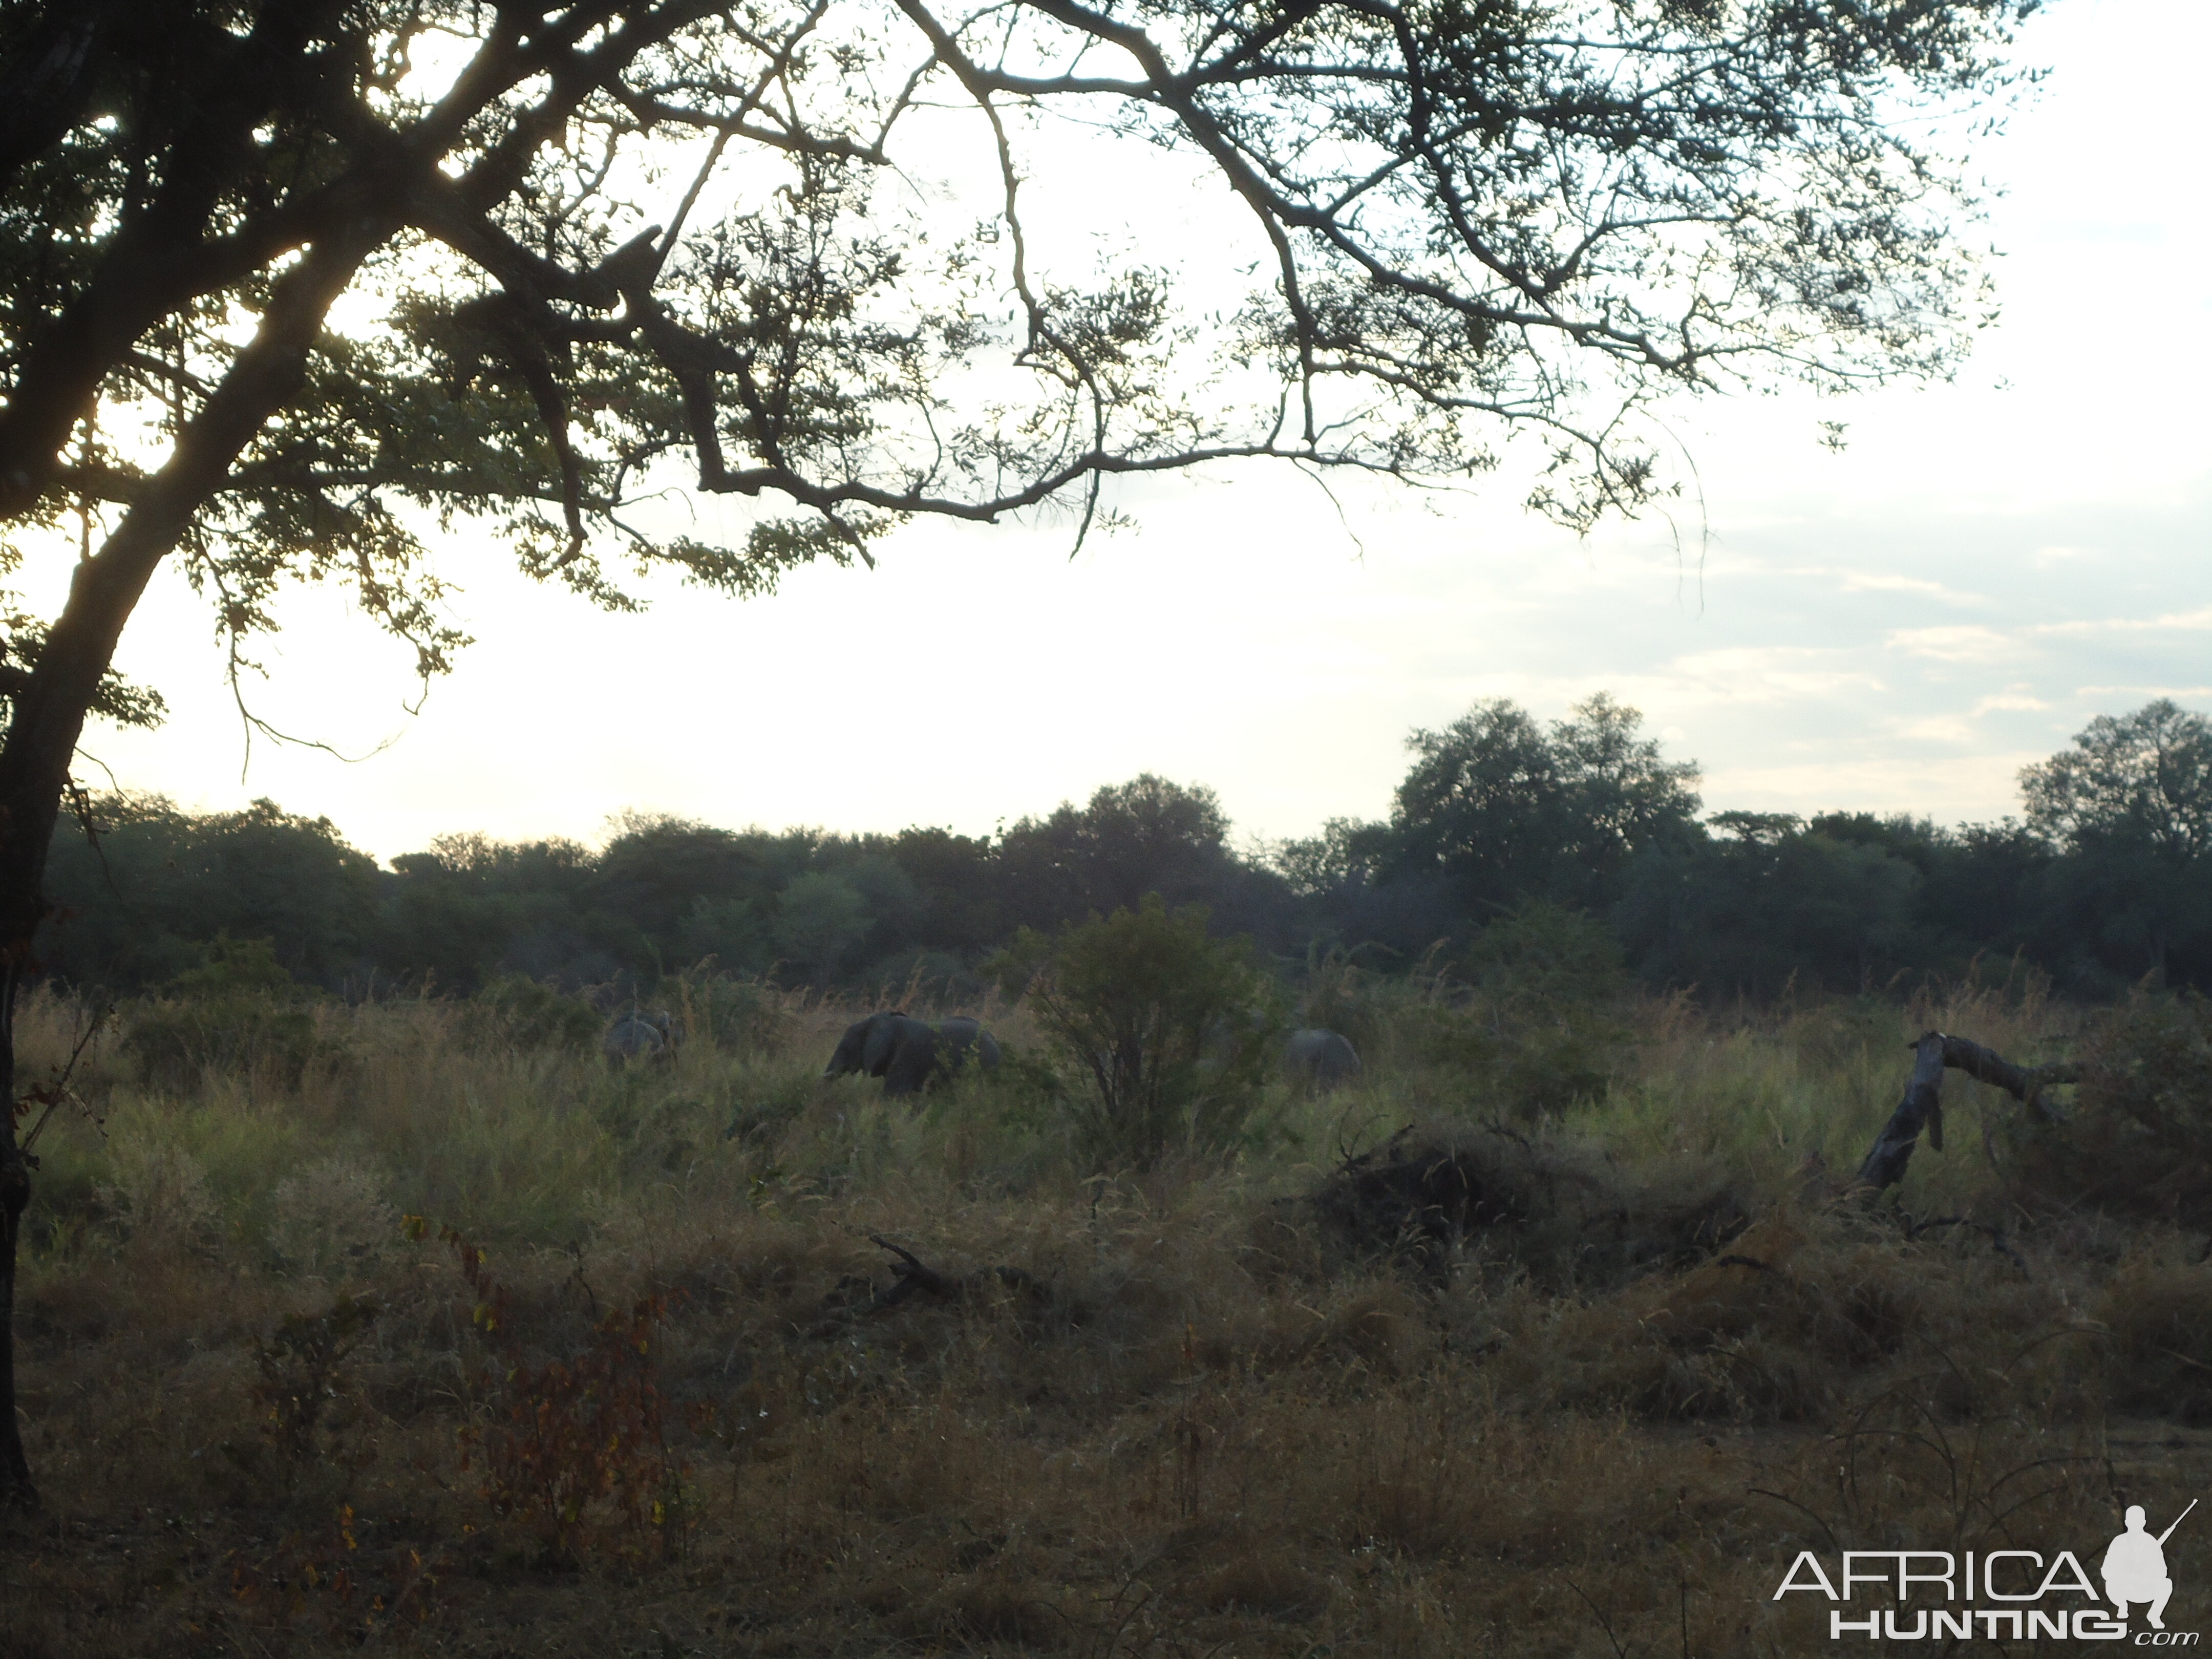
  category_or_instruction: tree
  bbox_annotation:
[1392,697,1558,904]
[2019,701,2212,982]
[1390,693,1700,912]
[2021,701,2212,864]
[989,894,1274,1170]
[1612,822,1922,1000]
[0,0,2037,1504]
[997,774,1265,929]
[770,869,870,983]
[41,792,381,988]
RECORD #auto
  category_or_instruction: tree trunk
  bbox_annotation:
[1854,1030,2081,1198]
[0,1010,29,1503]
[0,221,377,1507]
[1857,1032,1948,1193]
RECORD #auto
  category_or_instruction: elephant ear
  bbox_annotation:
[860,1013,899,1075]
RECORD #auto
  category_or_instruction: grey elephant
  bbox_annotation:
[823,1010,1002,1098]
[1285,1027,1361,1088]
[604,1009,675,1064]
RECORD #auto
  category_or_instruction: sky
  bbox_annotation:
[55,0,2212,863]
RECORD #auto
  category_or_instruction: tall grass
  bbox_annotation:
[3,974,2200,1659]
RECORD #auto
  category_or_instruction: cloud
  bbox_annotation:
[1971,691,2052,714]
[1619,647,1885,709]
[2033,606,2212,637]
[1703,751,2046,818]
[1835,571,1986,605]
[1891,715,1976,744]
[1766,563,1986,605]
[2073,684,2212,701]
[1884,625,2013,663]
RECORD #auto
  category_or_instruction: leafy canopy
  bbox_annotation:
[2020,700,2212,863]
[1390,692,1703,907]
[0,0,2036,717]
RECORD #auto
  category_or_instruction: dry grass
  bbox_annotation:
[3,976,2206,1657]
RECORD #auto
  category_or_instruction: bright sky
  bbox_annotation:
[61,0,2212,863]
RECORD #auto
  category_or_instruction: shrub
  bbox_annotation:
[1464,902,1630,1116]
[2002,989,2212,1222]
[1464,900,1629,1008]
[439,1226,690,1567]
[266,1156,400,1279]
[667,969,788,1053]
[460,974,602,1055]
[103,1130,219,1256]
[122,936,353,1090]
[2079,988,2212,1160]
[252,1292,383,1473]
[990,894,1277,1170]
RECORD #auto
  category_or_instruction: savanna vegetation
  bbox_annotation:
[5,931,2211,1656]
[1,6,2185,1642]
[0,0,2056,1515]
[40,694,2212,1007]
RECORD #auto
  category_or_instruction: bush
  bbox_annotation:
[461,974,603,1055]
[990,894,1277,1170]
[266,1155,400,1279]
[1343,906,1628,1119]
[667,970,788,1053]
[122,937,353,1091]
[2002,989,2212,1222]
[1463,902,1629,1116]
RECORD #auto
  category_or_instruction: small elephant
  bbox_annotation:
[1285,1027,1361,1088]
[823,1010,1002,1098]
[604,1009,675,1065]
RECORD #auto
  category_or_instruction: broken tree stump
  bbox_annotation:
[806,1235,1056,1337]
[1854,1031,2081,1195]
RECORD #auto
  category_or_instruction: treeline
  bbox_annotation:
[37,696,2212,1001]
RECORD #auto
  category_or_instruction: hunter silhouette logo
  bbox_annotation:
[2107,1502,2195,1631]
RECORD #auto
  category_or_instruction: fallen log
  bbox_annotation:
[1855,1031,2081,1194]
[806,1235,1054,1337]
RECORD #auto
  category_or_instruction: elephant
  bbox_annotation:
[604,1009,675,1064]
[823,1010,1002,1098]
[1285,1027,1362,1088]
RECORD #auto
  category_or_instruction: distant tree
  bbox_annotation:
[1271,817,1397,901]
[1391,694,1701,913]
[2019,701,2212,982]
[998,775,1293,942]
[1549,694,1707,879]
[1615,823,1921,999]
[876,827,1002,958]
[771,870,870,985]
[590,816,762,945]
[0,0,2046,1504]
[674,895,770,977]
[2021,702,2212,862]
[1804,812,1945,872]
[42,793,378,989]
[1391,698,1557,904]
[380,833,603,989]
[376,852,515,993]
[1709,811,1805,847]
[1933,820,2053,967]
[1797,810,2053,982]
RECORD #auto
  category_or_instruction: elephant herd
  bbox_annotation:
[605,1003,1360,1097]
